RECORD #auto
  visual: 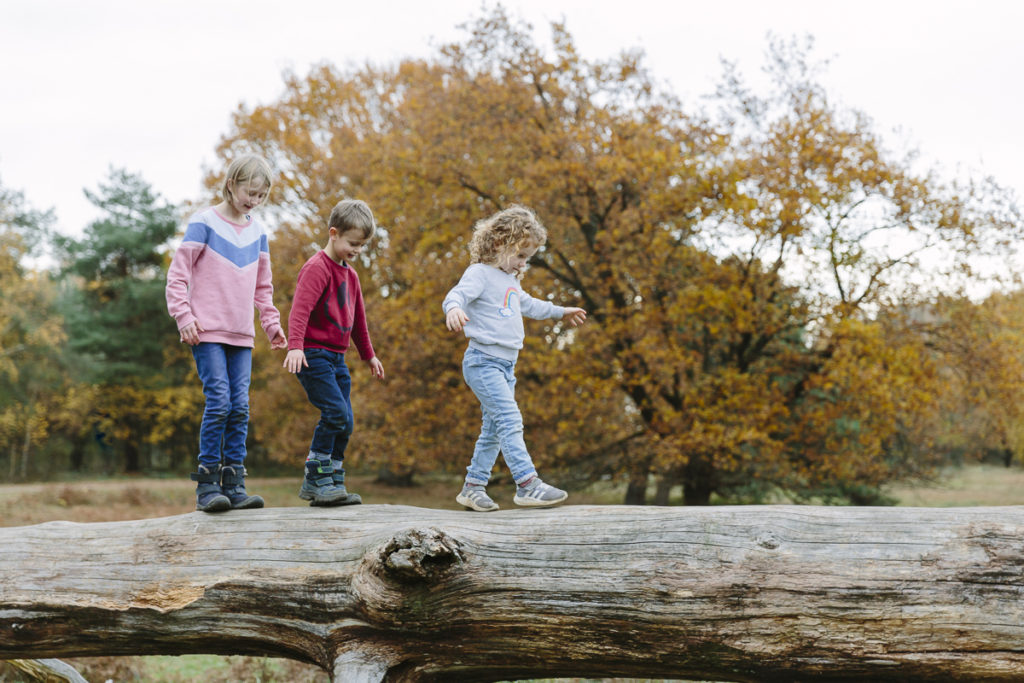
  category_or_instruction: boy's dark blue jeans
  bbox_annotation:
[296,347,354,460]
[191,342,252,468]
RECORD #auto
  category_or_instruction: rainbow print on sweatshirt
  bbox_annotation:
[499,287,519,317]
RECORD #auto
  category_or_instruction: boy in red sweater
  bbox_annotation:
[284,199,385,506]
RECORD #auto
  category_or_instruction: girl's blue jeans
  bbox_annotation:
[462,347,538,486]
[295,348,353,460]
[191,342,252,468]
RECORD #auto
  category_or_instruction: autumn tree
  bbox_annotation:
[216,9,1021,502]
[686,36,1021,503]
[917,292,1024,467]
[55,169,183,473]
[0,177,75,479]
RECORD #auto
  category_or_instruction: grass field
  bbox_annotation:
[2,464,1022,682]
[882,464,1024,506]
[0,470,632,527]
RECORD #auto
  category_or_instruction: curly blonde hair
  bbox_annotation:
[469,205,547,268]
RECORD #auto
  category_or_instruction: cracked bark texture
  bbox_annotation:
[3,504,1024,682]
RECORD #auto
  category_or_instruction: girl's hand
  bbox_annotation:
[562,307,587,327]
[446,307,469,332]
[366,356,385,381]
[180,320,203,345]
[283,349,307,374]
[269,330,288,350]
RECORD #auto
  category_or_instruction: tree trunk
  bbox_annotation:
[4,505,1024,682]
[653,475,674,505]
[69,442,85,472]
[18,408,33,480]
[623,472,647,504]
[375,466,416,487]
[122,431,140,473]
[683,456,714,505]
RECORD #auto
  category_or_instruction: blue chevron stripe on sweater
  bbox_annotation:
[182,222,268,269]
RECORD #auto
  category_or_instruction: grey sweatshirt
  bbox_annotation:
[442,263,566,361]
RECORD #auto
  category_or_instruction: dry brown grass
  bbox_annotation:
[882,464,1024,507]
[0,471,627,528]
[4,463,1023,529]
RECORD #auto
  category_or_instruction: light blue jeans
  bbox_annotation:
[191,342,252,468]
[462,347,538,486]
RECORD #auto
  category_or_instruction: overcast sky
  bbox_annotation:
[2,0,1021,237]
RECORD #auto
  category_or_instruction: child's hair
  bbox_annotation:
[469,205,547,266]
[329,199,376,240]
[221,154,273,203]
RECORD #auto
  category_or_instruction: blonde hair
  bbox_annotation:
[469,205,547,267]
[329,199,376,240]
[221,154,273,203]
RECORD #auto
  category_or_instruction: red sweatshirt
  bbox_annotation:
[287,250,375,360]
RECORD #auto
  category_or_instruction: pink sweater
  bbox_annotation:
[165,207,282,348]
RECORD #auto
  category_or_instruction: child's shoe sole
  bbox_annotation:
[229,495,265,510]
[310,492,362,507]
[196,496,231,513]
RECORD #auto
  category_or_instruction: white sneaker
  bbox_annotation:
[456,485,500,512]
[513,477,568,507]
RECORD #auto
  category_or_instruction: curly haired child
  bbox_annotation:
[442,205,587,511]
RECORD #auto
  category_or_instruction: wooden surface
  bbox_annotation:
[6,658,88,683]
[3,504,1024,682]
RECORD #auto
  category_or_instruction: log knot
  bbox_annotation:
[380,527,464,583]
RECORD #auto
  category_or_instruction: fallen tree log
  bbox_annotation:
[2,504,1024,682]
[6,658,87,683]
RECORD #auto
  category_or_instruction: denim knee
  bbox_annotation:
[203,405,230,422]
[321,411,352,435]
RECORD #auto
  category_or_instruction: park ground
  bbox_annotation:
[2,464,1022,682]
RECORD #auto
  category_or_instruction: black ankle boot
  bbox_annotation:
[190,465,231,513]
[220,465,265,510]
[298,458,357,506]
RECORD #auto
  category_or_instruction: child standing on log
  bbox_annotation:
[166,154,287,512]
[284,199,385,506]
[443,205,587,511]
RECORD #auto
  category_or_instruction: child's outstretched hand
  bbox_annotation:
[283,349,307,374]
[446,307,469,332]
[270,330,287,350]
[562,307,587,327]
[366,356,385,381]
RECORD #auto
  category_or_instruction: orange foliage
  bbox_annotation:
[219,9,1021,503]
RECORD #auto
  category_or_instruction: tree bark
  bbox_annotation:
[3,504,1024,682]
[7,658,88,683]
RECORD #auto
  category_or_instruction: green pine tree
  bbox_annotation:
[56,168,180,472]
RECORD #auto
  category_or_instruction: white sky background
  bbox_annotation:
[1,0,1022,239]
